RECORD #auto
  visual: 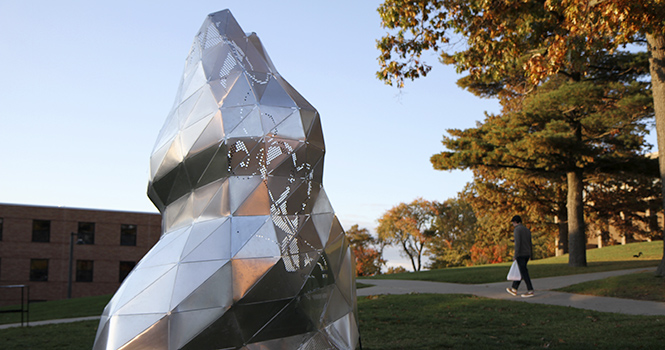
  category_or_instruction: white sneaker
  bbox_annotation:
[521,291,535,298]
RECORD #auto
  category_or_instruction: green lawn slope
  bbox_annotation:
[368,241,662,284]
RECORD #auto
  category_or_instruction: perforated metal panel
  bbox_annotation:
[93,9,359,350]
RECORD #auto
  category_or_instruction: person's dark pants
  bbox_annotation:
[511,256,533,291]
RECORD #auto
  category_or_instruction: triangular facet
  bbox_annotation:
[306,115,325,149]
[115,266,178,316]
[312,212,334,247]
[220,105,256,135]
[183,88,218,129]
[199,178,231,219]
[184,144,218,186]
[220,74,257,108]
[108,262,173,315]
[180,217,229,259]
[227,106,263,138]
[180,114,215,158]
[230,215,270,257]
[106,314,166,350]
[234,219,280,259]
[187,111,224,157]
[171,259,230,308]
[260,106,296,134]
[248,297,315,343]
[181,62,207,102]
[170,307,230,349]
[197,143,230,187]
[175,261,233,312]
[155,138,184,181]
[271,112,306,140]
[231,257,279,301]
[182,217,232,262]
[228,175,263,213]
[259,77,296,107]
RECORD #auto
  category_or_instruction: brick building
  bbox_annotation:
[0,203,162,302]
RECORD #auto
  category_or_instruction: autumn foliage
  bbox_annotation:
[469,244,509,265]
[377,0,665,270]
[346,224,385,276]
[377,198,439,272]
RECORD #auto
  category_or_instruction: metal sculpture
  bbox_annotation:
[93,9,359,350]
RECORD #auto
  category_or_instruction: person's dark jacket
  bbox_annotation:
[514,224,532,258]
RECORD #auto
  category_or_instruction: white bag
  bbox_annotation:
[507,260,521,281]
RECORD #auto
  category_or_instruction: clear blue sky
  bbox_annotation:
[0,1,506,269]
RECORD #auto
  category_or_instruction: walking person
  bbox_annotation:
[506,215,535,297]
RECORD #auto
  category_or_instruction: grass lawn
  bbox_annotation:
[1,241,662,349]
[557,272,665,302]
[2,294,663,350]
[357,294,665,349]
[0,294,111,325]
[0,320,98,350]
[368,241,663,284]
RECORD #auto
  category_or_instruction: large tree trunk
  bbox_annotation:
[567,169,587,267]
[647,33,665,277]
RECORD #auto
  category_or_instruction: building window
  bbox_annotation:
[120,224,137,246]
[76,260,94,282]
[119,261,136,283]
[32,219,50,242]
[29,259,49,281]
[78,222,95,244]
[0,217,3,241]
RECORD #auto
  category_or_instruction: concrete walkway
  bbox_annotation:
[0,315,100,330]
[358,267,665,316]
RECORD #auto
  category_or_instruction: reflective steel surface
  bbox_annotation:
[93,9,359,350]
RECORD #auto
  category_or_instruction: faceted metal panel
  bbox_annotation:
[93,9,359,350]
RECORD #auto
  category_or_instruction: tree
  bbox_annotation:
[377,198,440,271]
[464,159,661,261]
[385,266,408,274]
[376,0,665,274]
[427,196,477,268]
[346,224,385,276]
[556,0,665,276]
[432,71,655,266]
[585,172,663,244]
[461,168,563,261]
[377,0,562,94]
